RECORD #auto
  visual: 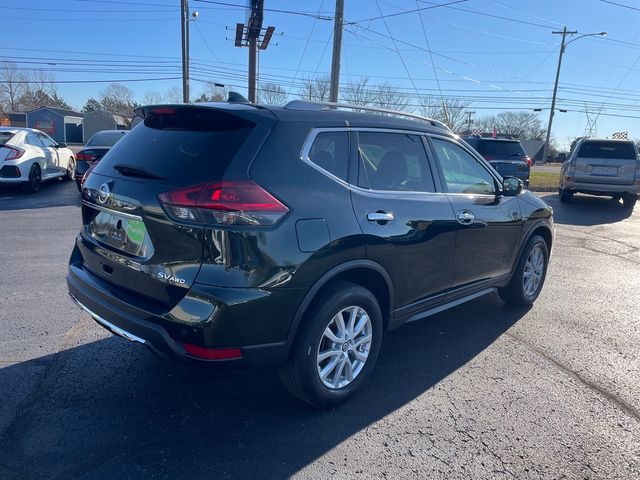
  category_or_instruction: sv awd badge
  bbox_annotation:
[158,272,186,285]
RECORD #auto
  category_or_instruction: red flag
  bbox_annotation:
[492,126,497,138]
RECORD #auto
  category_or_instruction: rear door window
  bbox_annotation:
[477,140,525,157]
[306,131,349,182]
[93,108,255,186]
[87,131,128,147]
[578,142,636,160]
[357,131,435,192]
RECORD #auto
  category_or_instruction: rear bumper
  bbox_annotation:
[67,261,295,367]
[562,180,640,195]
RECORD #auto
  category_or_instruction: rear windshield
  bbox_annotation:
[578,141,636,160]
[93,108,254,185]
[86,131,127,147]
[476,140,525,157]
[0,132,16,145]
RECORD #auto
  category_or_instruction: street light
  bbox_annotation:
[542,28,607,162]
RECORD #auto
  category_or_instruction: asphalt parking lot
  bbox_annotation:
[1,180,639,479]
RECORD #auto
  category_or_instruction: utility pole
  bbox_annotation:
[466,110,476,133]
[234,1,274,103]
[542,26,576,163]
[329,0,344,103]
[180,0,190,103]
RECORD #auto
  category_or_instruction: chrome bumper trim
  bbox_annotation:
[69,294,147,344]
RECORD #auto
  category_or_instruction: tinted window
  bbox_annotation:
[93,109,254,185]
[37,133,56,148]
[357,132,435,192]
[0,132,16,145]
[87,131,128,147]
[578,141,636,160]
[25,133,42,147]
[431,138,497,195]
[475,140,525,157]
[307,131,349,182]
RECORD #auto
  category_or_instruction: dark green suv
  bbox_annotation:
[67,100,553,406]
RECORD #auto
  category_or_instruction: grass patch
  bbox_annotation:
[529,171,560,189]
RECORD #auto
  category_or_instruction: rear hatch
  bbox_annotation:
[474,139,529,176]
[77,104,275,311]
[573,140,638,185]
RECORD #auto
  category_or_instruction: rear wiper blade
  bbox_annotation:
[113,163,165,180]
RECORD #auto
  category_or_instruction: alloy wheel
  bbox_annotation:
[523,246,544,296]
[316,305,372,390]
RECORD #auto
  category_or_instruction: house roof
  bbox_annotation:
[520,139,545,158]
[27,106,84,118]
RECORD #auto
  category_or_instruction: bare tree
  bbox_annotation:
[165,85,184,103]
[298,75,330,101]
[343,76,374,106]
[142,91,164,105]
[372,82,410,112]
[82,98,102,113]
[0,62,26,112]
[259,82,288,104]
[100,83,136,116]
[193,82,226,103]
[475,111,544,139]
[419,96,470,132]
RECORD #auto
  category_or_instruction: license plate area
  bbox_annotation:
[591,165,618,176]
[87,209,154,259]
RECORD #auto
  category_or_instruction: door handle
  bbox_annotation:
[456,209,475,225]
[367,211,394,222]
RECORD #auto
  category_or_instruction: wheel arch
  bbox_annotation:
[513,220,553,272]
[285,260,394,356]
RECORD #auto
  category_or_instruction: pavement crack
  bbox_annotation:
[506,332,640,424]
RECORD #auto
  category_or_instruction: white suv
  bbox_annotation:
[559,138,640,209]
[0,127,76,192]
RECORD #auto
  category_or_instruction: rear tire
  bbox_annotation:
[65,158,75,181]
[279,281,383,407]
[499,235,549,306]
[622,193,637,210]
[25,164,42,193]
[559,188,573,203]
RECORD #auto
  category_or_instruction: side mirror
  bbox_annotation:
[501,176,523,196]
[56,142,67,148]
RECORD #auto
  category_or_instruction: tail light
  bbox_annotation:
[483,155,495,161]
[635,162,640,185]
[565,160,576,182]
[4,146,24,161]
[76,152,96,161]
[526,156,532,167]
[182,343,243,360]
[159,180,289,226]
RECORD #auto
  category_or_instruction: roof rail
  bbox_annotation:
[283,100,451,131]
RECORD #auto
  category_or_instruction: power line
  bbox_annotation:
[287,0,326,95]
[600,0,640,12]
[193,0,333,20]
[348,0,468,24]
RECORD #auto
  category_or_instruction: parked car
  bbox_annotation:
[67,100,554,406]
[559,138,640,209]
[75,130,129,191]
[464,137,531,187]
[0,127,75,192]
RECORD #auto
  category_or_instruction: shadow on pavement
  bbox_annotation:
[0,294,529,480]
[0,180,80,211]
[542,193,634,226]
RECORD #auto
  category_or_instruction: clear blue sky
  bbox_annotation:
[6,0,640,148]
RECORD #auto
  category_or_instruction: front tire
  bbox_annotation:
[499,235,549,306]
[279,282,383,407]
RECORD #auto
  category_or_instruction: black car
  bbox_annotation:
[464,137,531,186]
[75,130,128,191]
[67,100,553,406]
